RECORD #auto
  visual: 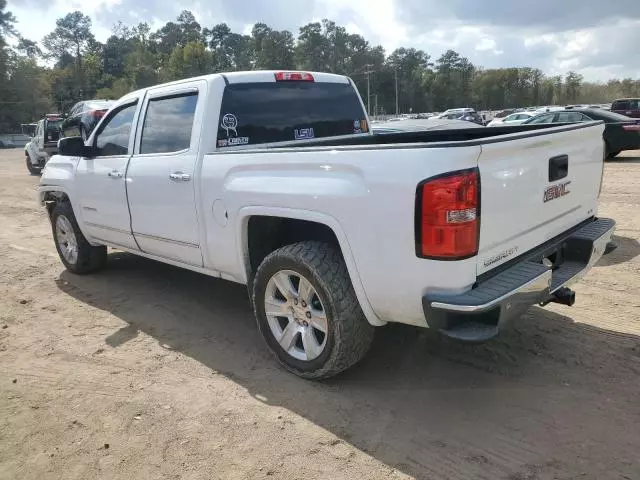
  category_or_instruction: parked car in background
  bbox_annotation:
[493,109,515,119]
[460,111,485,125]
[611,98,640,119]
[534,106,564,114]
[486,112,535,127]
[523,108,640,158]
[570,109,640,158]
[430,109,484,125]
[522,111,592,125]
[60,100,116,140]
[25,115,64,175]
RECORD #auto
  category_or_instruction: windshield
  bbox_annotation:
[217,81,368,147]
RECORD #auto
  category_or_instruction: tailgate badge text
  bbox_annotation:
[543,181,571,203]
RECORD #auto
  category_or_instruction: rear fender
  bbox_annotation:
[236,206,385,327]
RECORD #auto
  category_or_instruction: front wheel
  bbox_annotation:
[252,241,374,380]
[50,201,107,274]
[25,154,41,175]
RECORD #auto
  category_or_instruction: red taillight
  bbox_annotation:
[89,109,106,118]
[622,124,640,132]
[416,169,480,259]
[274,71,314,82]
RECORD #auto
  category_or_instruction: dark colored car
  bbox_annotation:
[611,98,640,119]
[523,109,640,158]
[43,114,64,153]
[460,111,485,125]
[60,100,116,140]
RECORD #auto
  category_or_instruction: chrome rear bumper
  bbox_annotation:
[422,218,616,342]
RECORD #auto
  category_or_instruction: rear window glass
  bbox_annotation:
[612,100,632,110]
[216,81,368,147]
[46,120,63,130]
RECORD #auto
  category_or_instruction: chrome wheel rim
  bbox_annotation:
[264,270,328,361]
[55,215,78,264]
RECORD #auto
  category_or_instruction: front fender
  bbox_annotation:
[235,206,385,327]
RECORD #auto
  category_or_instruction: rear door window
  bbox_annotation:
[216,81,368,147]
[140,93,198,154]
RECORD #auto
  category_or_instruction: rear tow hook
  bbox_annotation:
[540,287,576,307]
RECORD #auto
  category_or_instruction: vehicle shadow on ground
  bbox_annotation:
[55,252,640,479]
[607,153,640,163]
[598,234,640,266]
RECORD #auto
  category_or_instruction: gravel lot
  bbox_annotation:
[1,148,639,480]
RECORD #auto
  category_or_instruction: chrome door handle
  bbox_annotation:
[108,170,123,178]
[169,172,191,182]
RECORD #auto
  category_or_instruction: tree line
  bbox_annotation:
[2,3,640,131]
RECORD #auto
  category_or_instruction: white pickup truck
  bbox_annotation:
[39,70,616,379]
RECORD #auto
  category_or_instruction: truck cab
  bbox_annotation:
[25,114,64,174]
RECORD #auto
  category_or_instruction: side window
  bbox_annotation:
[94,102,138,157]
[631,100,640,109]
[556,112,582,123]
[139,92,198,154]
[528,114,553,124]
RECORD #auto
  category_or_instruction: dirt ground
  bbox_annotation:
[0,148,639,480]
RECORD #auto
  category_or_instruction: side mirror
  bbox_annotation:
[58,136,94,157]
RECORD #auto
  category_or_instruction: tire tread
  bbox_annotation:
[252,241,374,380]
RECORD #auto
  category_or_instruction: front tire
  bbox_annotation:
[50,201,107,274]
[252,241,374,380]
[25,154,41,175]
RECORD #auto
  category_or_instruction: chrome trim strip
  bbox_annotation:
[133,232,200,249]
[84,222,131,235]
[431,270,552,313]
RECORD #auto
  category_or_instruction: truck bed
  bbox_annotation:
[263,122,602,151]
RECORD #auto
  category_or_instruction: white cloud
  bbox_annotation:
[7,0,640,81]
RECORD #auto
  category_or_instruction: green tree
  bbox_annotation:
[163,40,212,81]
[565,71,584,103]
[42,11,94,97]
[252,24,294,69]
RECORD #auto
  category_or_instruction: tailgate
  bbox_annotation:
[477,123,605,275]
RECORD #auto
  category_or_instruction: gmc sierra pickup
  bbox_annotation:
[39,70,615,379]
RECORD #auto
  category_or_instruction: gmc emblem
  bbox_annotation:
[544,181,571,203]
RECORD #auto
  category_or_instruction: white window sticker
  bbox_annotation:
[221,113,238,138]
[294,127,315,140]
[218,137,249,147]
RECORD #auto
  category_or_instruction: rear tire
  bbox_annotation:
[25,154,41,175]
[50,201,107,274]
[252,241,374,380]
[605,142,621,159]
